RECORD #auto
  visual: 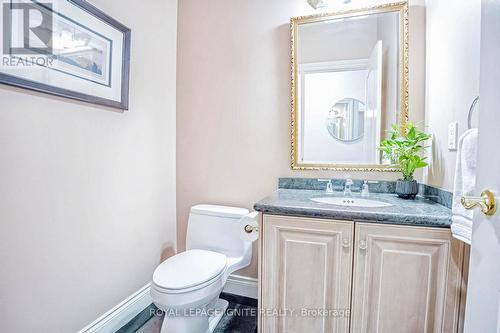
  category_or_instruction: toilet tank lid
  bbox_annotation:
[190,204,249,219]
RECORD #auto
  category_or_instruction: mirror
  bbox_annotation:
[327,98,366,142]
[291,2,408,171]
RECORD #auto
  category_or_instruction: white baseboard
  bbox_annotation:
[223,274,258,299]
[78,274,258,333]
[78,283,152,333]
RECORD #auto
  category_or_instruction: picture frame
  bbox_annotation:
[0,0,131,110]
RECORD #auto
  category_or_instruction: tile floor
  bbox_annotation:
[117,293,257,333]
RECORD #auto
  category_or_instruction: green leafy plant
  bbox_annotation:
[378,122,431,181]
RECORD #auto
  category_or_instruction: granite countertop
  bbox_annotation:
[254,189,452,228]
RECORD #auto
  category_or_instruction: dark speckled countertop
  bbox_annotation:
[254,189,452,228]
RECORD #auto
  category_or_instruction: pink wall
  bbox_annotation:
[423,0,481,190]
[177,0,424,278]
[0,0,177,331]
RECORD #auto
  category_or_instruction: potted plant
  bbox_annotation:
[378,122,431,199]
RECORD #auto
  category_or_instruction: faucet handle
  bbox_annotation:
[361,180,370,197]
[318,179,334,194]
[345,178,353,186]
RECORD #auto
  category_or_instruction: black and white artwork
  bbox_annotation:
[0,0,131,109]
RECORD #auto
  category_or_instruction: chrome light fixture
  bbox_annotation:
[307,0,326,9]
[307,0,352,8]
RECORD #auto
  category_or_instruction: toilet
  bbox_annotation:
[150,204,254,333]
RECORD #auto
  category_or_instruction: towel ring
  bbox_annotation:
[468,96,479,129]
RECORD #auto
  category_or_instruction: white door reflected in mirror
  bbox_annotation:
[299,40,383,165]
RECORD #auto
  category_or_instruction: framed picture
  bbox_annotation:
[0,0,131,110]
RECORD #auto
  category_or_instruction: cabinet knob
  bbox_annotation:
[359,240,368,250]
[341,238,350,248]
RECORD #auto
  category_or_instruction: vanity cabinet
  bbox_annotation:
[350,223,464,333]
[260,215,353,333]
[258,215,465,333]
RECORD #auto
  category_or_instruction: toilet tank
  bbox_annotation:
[186,204,250,258]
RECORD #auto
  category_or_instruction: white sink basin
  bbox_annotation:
[311,197,393,208]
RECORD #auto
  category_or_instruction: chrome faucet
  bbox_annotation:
[344,179,354,196]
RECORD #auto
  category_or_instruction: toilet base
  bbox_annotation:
[208,298,229,332]
[159,298,229,333]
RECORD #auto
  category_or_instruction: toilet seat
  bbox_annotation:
[152,249,227,294]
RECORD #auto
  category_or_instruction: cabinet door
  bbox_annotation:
[351,223,464,333]
[260,215,354,333]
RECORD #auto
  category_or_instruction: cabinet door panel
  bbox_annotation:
[351,223,464,333]
[260,215,353,333]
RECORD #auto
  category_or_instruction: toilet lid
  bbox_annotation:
[152,249,227,290]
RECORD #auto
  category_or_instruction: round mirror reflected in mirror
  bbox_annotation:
[326,98,366,142]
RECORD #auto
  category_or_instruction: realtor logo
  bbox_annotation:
[3,2,53,55]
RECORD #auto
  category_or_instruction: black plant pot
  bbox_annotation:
[395,180,419,199]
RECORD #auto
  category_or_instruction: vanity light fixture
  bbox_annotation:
[307,0,325,9]
[307,0,352,9]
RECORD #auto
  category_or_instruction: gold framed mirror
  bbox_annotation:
[291,2,409,171]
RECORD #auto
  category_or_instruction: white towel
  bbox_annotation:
[451,128,478,244]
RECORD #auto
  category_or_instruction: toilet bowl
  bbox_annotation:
[151,205,254,333]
